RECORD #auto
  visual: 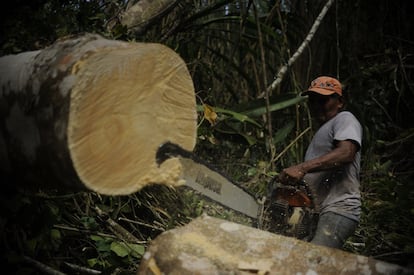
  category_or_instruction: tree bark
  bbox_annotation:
[0,33,197,195]
[119,0,179,35]
[138,215,413,274]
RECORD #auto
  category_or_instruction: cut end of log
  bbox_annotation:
[68,43,197,195]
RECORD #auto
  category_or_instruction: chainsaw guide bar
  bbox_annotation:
[156,142,264,220]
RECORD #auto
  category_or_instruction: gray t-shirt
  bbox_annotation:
[303,111,362,222]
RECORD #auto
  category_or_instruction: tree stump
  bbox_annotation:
[0,33,197,195]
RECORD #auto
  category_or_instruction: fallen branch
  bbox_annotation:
[94,206,143,244]
[63,262,102,275]
[23,256,66,275]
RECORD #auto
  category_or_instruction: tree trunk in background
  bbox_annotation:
[119,0,179,35]
[0,33,197,195]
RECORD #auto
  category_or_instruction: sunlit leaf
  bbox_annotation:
[197,104,261,127]
[215,106,262,127]
[203,104,218,126]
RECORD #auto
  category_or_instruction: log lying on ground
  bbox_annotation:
[0,33,197,195]
[138,215,413,274]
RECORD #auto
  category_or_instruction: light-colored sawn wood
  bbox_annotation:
[68,42,197,194]
[0,34,197,195]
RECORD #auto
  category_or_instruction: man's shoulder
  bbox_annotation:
[335,111,360,124]
[333,111,363,143]
[337,110,356,118]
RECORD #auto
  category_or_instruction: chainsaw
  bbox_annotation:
[156,141,319,241]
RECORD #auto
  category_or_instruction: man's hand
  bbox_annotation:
[279,164,306,185]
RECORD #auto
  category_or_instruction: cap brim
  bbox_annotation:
[302,88,337,96]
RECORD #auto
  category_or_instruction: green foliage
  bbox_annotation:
[342,47,414,265]
[196,93,304,147]
[0,185,202,274]
[0,0,115,55]
[86,235,145,269]
[346,173,414,266]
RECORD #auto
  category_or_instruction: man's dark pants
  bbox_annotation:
[311,211,358,249]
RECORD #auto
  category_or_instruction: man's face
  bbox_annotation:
[307,92,343,123]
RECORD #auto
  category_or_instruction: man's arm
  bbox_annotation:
[279,140,359,184]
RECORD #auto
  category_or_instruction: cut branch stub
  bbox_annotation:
[0,34,197,195]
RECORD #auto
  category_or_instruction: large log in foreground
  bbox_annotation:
[138,215,413,274]
[0,34,197,195]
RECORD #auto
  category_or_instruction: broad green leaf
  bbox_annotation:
[110,241,145,258]
[242,95,306,117]
[111,241,130,257]
[87,258,99,267]
[90,235,104,242]
[128,243,146,258]
[90,235,111,253]
[196,94,306,130]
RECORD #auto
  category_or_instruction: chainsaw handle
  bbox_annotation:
[268,175,307,190]
[267,177,314,207]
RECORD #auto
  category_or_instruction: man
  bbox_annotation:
[279,76,362,249]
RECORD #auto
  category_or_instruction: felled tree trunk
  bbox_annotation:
[0,33,197,195]
[138,215,413,274]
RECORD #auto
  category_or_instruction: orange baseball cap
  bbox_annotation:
[305,76,342,96]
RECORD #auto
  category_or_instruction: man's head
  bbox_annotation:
[306,76,342,96]
[303,76,344,123]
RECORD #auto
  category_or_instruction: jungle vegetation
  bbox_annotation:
[1,0,413,273]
